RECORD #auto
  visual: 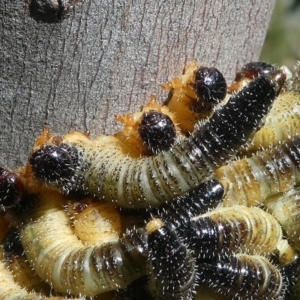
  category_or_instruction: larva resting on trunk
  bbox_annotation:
[29,73,282,208]
[16,188,148,297]
[215,136,300,207]
[161,61,228,133]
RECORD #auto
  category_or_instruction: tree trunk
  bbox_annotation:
[0,0,276,169]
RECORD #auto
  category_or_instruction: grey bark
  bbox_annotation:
[0,0,276,169]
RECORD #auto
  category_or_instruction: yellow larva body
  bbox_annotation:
[17,190,147,297]
[265,188,300,250]
[244,90,300,153]
[66,199,122,246]
[215,137,300,207]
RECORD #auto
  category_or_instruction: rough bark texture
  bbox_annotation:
[0,0,276,169]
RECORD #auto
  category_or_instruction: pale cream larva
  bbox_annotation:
[17,190,148,297]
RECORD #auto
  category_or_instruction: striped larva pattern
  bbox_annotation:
[29,72,282,208]
[16,188,148,297]
[199,254,285,300]
[265,188,300,250]
[215,136,300,207]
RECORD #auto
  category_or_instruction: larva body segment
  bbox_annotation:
[244,90,300,152]
[193,206,296,264]
[199,254,284,300]
[147,219,197,300]
[30,75,280,208]
[216,136,300,207]
[171,205,288,262]
[17,190,148,296]
[265,188,300,250]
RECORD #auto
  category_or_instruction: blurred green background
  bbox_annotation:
[260,0,300,70]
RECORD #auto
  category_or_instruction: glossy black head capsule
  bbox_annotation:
[193,66,227,111]
[0,167,24,210]
[138,110,176,154]
[236,62,276,80]
[29,143,78,182]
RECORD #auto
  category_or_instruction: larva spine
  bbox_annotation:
[30,74,280,208]
[216,136,300,207]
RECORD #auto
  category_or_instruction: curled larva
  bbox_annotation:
[215,136,300,207]
[0,216,82,299]
[16,189,148,297]
[161,61,227,133]
[146,218,197,300]
[199,254,284,300]
[29,74,281,208]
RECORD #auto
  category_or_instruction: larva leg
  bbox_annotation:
[215,136,300,207]
[29,72,282,208]
[199,254,284,300]
[146,218,197,300]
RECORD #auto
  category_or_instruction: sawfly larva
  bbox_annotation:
[146,218,196,300]
[14,183,148,297]
[162,204,295,264]
[199,254,286,300]
[161,61,227,133]
[114,96,181,156]
[215,136,300,207]
[29,73,282,208]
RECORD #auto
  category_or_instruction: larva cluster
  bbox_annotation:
[1,61,300,299]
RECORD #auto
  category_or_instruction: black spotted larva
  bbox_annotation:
[29,73,282,208]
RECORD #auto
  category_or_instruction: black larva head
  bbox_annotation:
[138,110,176,153]
[29,144,78,182]
[194,67,227,105]
[0,167,24,210]
[237,62,276,80]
